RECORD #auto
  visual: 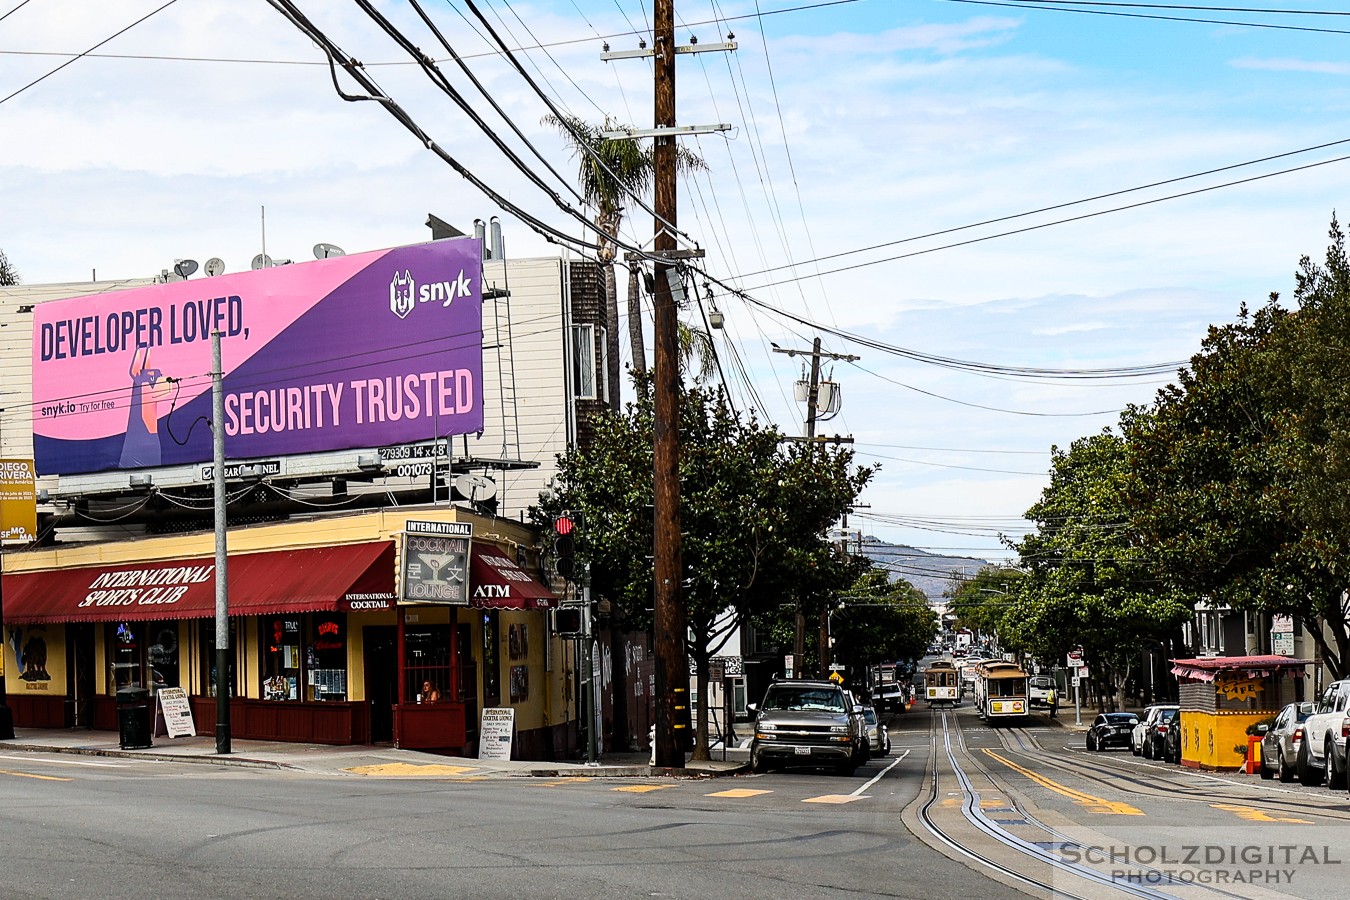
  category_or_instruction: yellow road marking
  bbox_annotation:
[803,794,866,804]
[980,798,1008,809]
[981,749,1143,815]
[942,797,961,807]
[613,784,675,793]
[344,763,479,777]
[0,768,71,782]
[537,778,591,786]
[706,788,772,798]
[1211,803,1311,824]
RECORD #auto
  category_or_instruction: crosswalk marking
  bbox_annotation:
[613,784,675,793]
[343,763,479,777]
[706,788,772,798]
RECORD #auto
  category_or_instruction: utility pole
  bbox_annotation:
[772,340,860,675]
[212,331,231,754]
[605,1,733,768]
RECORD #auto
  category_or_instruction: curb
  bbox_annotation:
[0,741,288,770]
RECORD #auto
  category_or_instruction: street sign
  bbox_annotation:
[784,654,795,679]
[1273,633,1295,656]
[1271,614,1294,633]
[1077,666,1090,679]
[1071,676,1081,687]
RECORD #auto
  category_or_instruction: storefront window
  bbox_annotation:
[307,614,347,701]
[404,626,451,703]
[201,620,239,698]
[109,622,143,691]
[148,622,180,688]
[261,616,302,701]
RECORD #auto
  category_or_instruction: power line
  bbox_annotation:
[940,0,1350,33]
[0,0,181,106]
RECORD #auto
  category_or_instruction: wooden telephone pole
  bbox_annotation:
[603,1,733,768]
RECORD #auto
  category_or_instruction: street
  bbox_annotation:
[1,705,1347,899]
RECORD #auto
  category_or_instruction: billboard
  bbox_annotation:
[32,240,484,475]
[0,458,37,543]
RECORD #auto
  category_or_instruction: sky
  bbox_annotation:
[4,0,1350,574]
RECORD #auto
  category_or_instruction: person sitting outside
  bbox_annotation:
[421,681,441,703]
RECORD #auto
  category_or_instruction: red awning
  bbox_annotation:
[2,542,395,624]
[468,543,558,609]
[1170,655,1313,683]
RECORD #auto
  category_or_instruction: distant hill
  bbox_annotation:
[854,536,991,603]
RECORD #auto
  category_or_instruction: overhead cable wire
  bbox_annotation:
[727,139,1350,285]
[0,0,180,105]
[265,0,600,254]
[459,0,696,253]
[941,0,1350,33]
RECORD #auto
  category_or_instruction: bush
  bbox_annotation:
[1246,716,1276,736]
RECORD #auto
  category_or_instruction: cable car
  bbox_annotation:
[923,660,961,706]
[974,660,1029,724]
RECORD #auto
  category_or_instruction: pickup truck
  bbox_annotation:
[1296,678,1350,788]
[1028,675,1055,708]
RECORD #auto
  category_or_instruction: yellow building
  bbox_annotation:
[1,505,576,758]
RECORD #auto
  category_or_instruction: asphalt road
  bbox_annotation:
[2,706,1347,899]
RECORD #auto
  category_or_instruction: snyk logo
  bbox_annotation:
[388,268,476,320]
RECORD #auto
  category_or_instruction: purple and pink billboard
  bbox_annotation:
[33,239,484,476]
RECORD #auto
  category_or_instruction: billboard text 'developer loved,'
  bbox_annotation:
[32,239,485,476]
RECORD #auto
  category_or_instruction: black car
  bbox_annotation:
[1162,711,1183,764]
[1086,712,1139,751]
[1143,707,1178,760]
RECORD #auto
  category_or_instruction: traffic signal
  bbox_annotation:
[553,604,585,638]
[553,511,577,579]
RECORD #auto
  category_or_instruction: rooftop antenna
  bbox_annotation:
[204,258,225,277]
[313,243,346,260]
[260,205,268,268]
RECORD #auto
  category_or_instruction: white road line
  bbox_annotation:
[852,749,910,797]
[0,754,127,768]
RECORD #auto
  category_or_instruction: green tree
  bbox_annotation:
[1125,219,1350,677]
[945,566,1024,645]
[534,371,873,759]
[1013,430,1190,708]
[0,249,18,286]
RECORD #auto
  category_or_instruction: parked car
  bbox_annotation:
[1142,707,1178,760]
[1297,679,1350,787]
[861,706,890,757]
[1259,701,1315,783]
[1162,712,1183,764]
[1086,712,1140,751]
[1131,705,1170,756]
[748,679,869,775]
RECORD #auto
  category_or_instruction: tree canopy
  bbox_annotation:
[533,371,873,757]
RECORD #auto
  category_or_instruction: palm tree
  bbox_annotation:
[544,115,706,393]
[0,249,18,286]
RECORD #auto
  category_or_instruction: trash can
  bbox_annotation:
[116,686,152,750]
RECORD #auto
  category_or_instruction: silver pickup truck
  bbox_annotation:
[1296,678,1350,788]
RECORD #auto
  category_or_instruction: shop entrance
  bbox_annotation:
[364,626,397,743]
[66,624,95,729]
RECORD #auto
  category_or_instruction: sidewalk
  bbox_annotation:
[0,727,749,779]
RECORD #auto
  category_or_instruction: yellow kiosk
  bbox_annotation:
[1171,656,1311,771]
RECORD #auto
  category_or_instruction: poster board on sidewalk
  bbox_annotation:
[478,707,514,760]
[157,687,197,738]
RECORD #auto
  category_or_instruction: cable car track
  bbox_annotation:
[913,711,1196,899]
[995,724,1350,823]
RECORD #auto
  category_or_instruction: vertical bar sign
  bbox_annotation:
[0,459,37,544]
[400,520,473,605]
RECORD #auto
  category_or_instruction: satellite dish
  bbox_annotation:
[453,473,498,501]
[204,258,225,277]
[314,242,346,259]
[174,259,199,279]
[250,253,273,271]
